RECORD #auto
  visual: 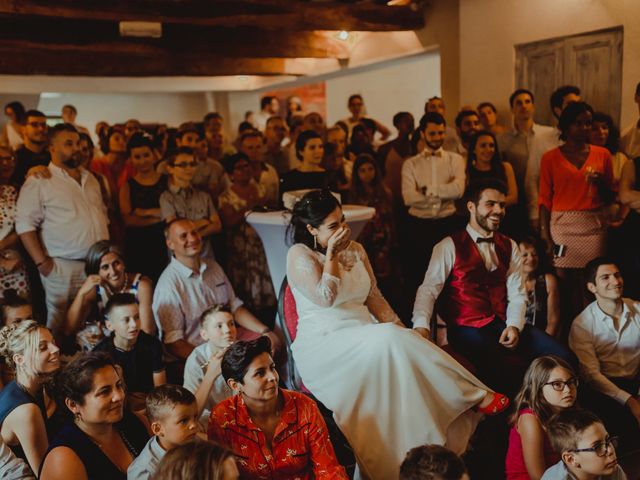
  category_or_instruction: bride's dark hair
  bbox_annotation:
[287,189,341,249]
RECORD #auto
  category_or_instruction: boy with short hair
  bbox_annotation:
[542,408,627,480]
[127,384,199,480]
[183,304,235,427]
[159,146,222,258]
[399,444,469,480]
[94,293,166,410]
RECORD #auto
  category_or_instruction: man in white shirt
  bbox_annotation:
[16,123,109,334]
[424,97,461,152]
[254,95,280,132]
[401,111,466,300]
[412,178,575,394]
[569,257,640,452]
[524,85,581,228]
[152,219,281,363]
[619,81,640,159]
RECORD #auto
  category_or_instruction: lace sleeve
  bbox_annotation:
[357,243,402,325]
[286,244,340,307]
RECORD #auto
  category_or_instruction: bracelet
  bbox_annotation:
[36,257,50,268]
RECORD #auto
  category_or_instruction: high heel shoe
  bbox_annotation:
[475,392,510,415]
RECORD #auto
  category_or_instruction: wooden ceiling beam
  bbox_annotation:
[0,16,350,58]
[0,0,424,31]
[0,47,310,76]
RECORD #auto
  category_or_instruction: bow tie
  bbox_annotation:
[476,237,494,244]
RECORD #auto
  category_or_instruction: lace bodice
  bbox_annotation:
[286,241,400,328]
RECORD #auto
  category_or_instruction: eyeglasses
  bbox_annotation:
[542,378,579,391]
[173,162,197,168]
[570,436,618,457]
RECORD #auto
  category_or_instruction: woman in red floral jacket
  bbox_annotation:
[208,337,347,480]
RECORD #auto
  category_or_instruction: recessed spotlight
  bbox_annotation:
[337,30,350,41]
[236,75,249,83]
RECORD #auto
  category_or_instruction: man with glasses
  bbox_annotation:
[569,257,640,454]
[12,109,50,186]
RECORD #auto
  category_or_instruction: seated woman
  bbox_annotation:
[519,238,561,338]
[285,189,508,479]
[0,321,62,474]
[65,241,155,348]
[218,153,276,322]
[39,352,149,480]
[280,130,329,196]
[208,337,348,480]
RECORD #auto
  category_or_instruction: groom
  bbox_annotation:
[412,178,575,393]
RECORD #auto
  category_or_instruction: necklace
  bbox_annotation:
[105,273,129,296]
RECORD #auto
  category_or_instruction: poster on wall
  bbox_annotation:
[264,82,326,125]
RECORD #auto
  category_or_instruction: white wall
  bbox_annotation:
[459,0,640,127]
[37,92,212,134]
[227,52,441,136]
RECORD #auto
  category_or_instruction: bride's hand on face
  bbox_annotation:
[327,225,351,258]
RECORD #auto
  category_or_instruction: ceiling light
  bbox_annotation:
[337,30,350,41]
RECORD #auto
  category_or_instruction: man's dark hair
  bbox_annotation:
[203,112,222,123]
[167,146,195,166]
[62,104,77,115]
[509,88,535,107]
[221,336,272,383]
[348,94,363,105]
[239,129,263,146]
[455,110,479,129]
[466,177,508,205]
[22,109,46,125]
[48,123,78,142]
[393,112,412,128]
[79,132,94,151]
[176,122,200,141]
[584,256,619,286]
[261,96,275,110]
[222,152,250,174]
[400,444,467,480]
[550,85,581,118]
[477,101,497,113]
[359,117,377,134]
[547,407,603,454]
[419,112,446,132]
[104,293,137,319]
[0,289,30,326]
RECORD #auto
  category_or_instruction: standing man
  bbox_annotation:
[454,109,481,157]
[424,96,461,152]
[12,109,50,186]
[61,104,90,135]
[263,116,289,176]
[238,130,279,208]
[254,96,280,132]
[620,81,640,159]
[16,123,109,333]
[401,112,466,300]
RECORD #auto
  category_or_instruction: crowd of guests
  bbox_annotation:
[0,80,637,479]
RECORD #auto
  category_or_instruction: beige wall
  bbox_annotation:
[459,0,640,128]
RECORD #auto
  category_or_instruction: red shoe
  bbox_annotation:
[476,392,510,415]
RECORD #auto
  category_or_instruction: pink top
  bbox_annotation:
[538,145,613,211]
[505,408,560,480]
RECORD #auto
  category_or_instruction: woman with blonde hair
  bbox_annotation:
[153,441,238,480]
[0,320,61,474]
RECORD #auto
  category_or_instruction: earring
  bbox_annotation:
[74,411,82,422]
[313,235,318,250]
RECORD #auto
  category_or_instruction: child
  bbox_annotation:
[0,290,32,389]
[183,304,235,427]
[159,146,222,258]
[542,407,627,480]
[127,384,199,480]
[506,356,578,480]
[94,293,166,411]
[400,444,469,480]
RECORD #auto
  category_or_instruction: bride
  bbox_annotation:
[286,190,508,480]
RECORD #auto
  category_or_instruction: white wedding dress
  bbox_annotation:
[287,241,490,480]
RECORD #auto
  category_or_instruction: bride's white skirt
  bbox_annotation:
[292,321,487,480]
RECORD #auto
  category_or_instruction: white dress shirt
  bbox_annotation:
[401,147,466,219]
[524,125,560,221]
[15,164,109,260]
[620,119,640,160]
[412,224,526,331]
[569,298,640,405]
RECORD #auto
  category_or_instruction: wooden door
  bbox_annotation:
[515,27,623,126]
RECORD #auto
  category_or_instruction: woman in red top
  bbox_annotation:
[538,102,614,318]
[208,337,347,480]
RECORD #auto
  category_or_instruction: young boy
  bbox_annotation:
[399,444,469,480]
[542,408,627,480]
[127,384,199,480]
[94,293,166,410]
[159,146,222,258]
[183,304,236,427]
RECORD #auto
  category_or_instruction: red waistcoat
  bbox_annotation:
[438,229,512,328]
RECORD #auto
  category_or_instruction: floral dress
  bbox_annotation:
[218,186,275,311]
[0,185,29,298]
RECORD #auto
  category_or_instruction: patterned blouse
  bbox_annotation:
[208,389,347,480]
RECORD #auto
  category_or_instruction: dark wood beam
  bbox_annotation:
[0,0,424,31]
[0,47,308,76]
[0,16,350,58]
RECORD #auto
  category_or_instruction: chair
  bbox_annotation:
[276,276,311,393]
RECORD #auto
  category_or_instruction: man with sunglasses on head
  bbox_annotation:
[570,257,640,454]
[11,109,50,186]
